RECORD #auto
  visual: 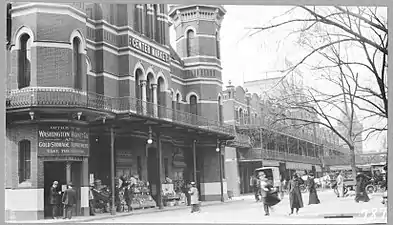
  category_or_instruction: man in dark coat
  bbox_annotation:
[355,173,370,203]
[49,181,61,219]
[62,182,77,219]
[308,173,320,205]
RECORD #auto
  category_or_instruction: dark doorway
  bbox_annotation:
[70,162,82,216]
[147,147,158,203]
[44,161,66,218]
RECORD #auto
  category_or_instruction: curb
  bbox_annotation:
[63,198,246,223]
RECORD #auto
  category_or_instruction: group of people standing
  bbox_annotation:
[48,181,77,220]
[251,172,320,216]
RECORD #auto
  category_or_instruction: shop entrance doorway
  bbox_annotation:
[43,161,83,218]
[44,161,66,218]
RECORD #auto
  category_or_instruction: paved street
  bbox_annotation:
[85,191,387,224]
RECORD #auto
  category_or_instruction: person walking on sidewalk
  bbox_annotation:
[258,172,271,216]
[308,173,320,205]
[89,185,96,216]
[62,182,77,220]
[250,174,260,202]
[355,173,370,203]
[336,172,344,198]
[48,181,61,219]
[288,173,304,215]
[188,182,200,213]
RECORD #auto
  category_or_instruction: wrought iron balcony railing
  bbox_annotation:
[6,87,235,136]
[242,148,321,165]
[236,116,342,149]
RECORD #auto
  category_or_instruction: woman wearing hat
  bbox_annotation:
[188,182,200,213]
[308,173,320,205]
[288,173,304,215]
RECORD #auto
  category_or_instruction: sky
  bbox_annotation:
[169,5,388,152]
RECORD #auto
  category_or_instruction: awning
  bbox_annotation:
[262,160,280,167]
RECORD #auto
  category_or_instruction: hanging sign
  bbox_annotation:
[38,124,89,157]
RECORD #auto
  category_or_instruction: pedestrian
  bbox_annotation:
[188,182,200,213]
[258,172,271,216]
[250,175,260,202]
[336,172,344,198]
[308,173,320,205]
[288,173,304,215]
[62,182,77,220]
[355,173,370,203]
[89,185,96,216]
[48,181,61,219]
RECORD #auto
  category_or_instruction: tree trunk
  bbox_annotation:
[349,146,357,181]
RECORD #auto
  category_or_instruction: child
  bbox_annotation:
[188,182,200,213]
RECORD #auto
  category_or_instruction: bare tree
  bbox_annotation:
[247,6,388,120]
[265,43,367,179]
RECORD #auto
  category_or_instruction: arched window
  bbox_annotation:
[18,140,31,183]
[190,95,198,124]
[176,93,181,111]
[216,31,220,59]
[73,37,82,90]
[134,4,143,33]
[143,4,149,37]
[239,108,243,125]
[186,30,195,57]
[18,33,31,89]
[153,4,159,42]
[190,95,197,115]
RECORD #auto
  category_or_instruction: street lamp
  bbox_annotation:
[217,141,224,202]
[147,126,153,144]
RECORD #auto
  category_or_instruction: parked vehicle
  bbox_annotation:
[254,167,281,197]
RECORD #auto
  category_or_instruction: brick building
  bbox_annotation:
[6,3,234,221]
[220,82,348,195]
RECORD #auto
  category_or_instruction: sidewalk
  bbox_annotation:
[7,196,248,223]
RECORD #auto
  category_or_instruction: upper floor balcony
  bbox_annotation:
[6,87,235,137]
[239,148,322,165]
[235,115,337,146]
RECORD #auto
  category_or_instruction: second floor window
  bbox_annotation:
[186,29,195,57]
[18,33,31,89]
[73,37,82,90]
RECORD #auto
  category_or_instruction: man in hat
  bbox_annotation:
[62,182,77,219]
[49,181,61,219]
[188,182,200,213]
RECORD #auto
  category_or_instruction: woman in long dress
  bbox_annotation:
[355,173,370,203]
[288,173,304,215]
[308,173,320,205]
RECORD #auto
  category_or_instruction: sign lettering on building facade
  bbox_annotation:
[129,37,169,63]
[38,124,89,157]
